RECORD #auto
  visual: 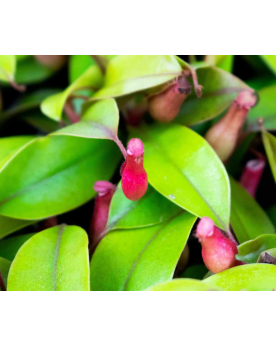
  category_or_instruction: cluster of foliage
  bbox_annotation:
[1,55,276,291]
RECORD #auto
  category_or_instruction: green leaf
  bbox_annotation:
[69,55,96,83]
[41,66,103,121]
[53,99,120,141]
[261,55,276,75]
[181,264,208,280]
[267,205,276,227]
[0,257,11,290]
[107,183,181,231]
[22,111,60,134]
[0,215,35,240]
[230,177,275,244]
[15,56,55,85]
[0,55,16,82]
[204,264,276,291]
[0,135,120,219]
[175,66,251,126]
[205,55,234,72]
[90,55,182,100]
[247,85,276,131]
[0,233,35,261]
[146,278,215,291]
[131,123,230,231]
[8,225,89,291]
[262,131,276,182]
[90,212,196,291]
[236,234,276,263]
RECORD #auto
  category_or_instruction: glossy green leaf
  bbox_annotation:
[90,212,196,291]
[131,123,230,231]
[0,257,11,290]
[146,279,215,291]
[15,56,55,85]
[0,233,35,261]
[53,99,120,141]
[181,264,208,280]
[0,55,16,82]
[69,55,96,83]
[90,55,182,100]
[175,66,251,126]
[41,65,103,121]
[107,183,181,231]
[205,55,234,72]
[247,85,276,131]
[22,111,60,134]
[261,55,276,75]
[236,234,276,263]
[204,264,276,291]
[230,177,274,244]
[8,225,89,291]
[0,216,35,240]
[262,131,276,182]
[0,135,120,219]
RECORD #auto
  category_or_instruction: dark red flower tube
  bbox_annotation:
[240,157,266,197]
[196,217,243,274]
[90,181,117,244]
[148,75,192,122]
[121,138,148,201]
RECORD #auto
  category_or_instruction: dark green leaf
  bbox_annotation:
[0,233,35,261]
[8,225,89,291]
[181,264,208,280]
[262,131,276,182]
[0,216,35,240]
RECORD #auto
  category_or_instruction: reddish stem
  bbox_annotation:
[0,271,6,291]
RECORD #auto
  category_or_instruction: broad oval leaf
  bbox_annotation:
[107,183,181,231]
[175,66,251,126]
[146,279,215,291]
[230,177,275,244]
[90,212,196,291]
[90,55,182,100]
[131,123,230,231]
[262,131,276,182]
[41,65,103,121]
[0,215,35,240]
[0,55,16,82]
[0,257,11,290]
[8,225,89,291]
[204,264,276,291]
[0,233,35,261]
[236,234,276,263]
[0,135,120,219]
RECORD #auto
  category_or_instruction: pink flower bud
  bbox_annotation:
[240,155,266,197]
[148,75,192,122]
[196,217,243,274]
[35,55,66,69]
[90,181,117,244]
[205,90,257,162]
[121,138,148,201]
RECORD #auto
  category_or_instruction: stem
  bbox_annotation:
[91,55,108,75]
[9,79,26,92]
[115,136,127,159]
[64,101,80,124]
[0,271,6,291]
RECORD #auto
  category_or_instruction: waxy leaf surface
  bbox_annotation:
[204,264,276,291]
[0,233,35,261]
[132,123,230,230]
[90,212,196,291]
[8,225,89,291]
[230,177,275,244]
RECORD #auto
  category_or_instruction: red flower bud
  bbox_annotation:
[121,138,148,201]
[90,181,116,244]
[196,217,243,274]
[148,75,192,122]
[205,90,257,162]
[35,55,66,69]
[240,155,265,197]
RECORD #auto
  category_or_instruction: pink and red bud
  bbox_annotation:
[148,75,192,122]
[196,217,243,274]
[90,181,117,244]
[35,55,66,69]
[240,154,266,197]
[121,138,148,201]
[205,90,257,162]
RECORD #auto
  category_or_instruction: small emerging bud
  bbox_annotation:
[35,55,66,69]
[196,217,243,274]
[240,155,265,197]
[205,90,257,162]
[121,138,148,201]
[148,76,192,122]
[90,181,117,244]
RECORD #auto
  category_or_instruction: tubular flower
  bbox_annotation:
[121,138,148,201]
[90,181,117,244]
[196,217,243,274]
[205,90,257,162]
